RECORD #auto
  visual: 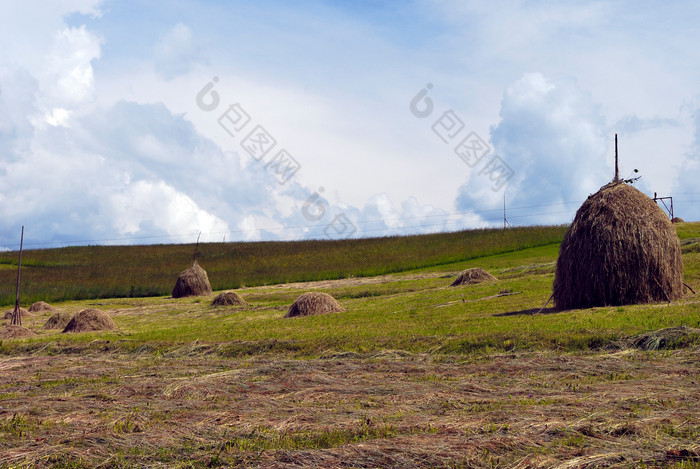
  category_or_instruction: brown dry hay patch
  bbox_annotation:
[285,292,345,318]
[261,271,450,291]
[162,369,248,399]
[0,325,36,339]
[211,291,247,307]
[42,311,72,330]
[62,308,116,333]
[450,267,498,286]
[172,260,212,298]
[3,308,32,320]
[554,181,684,308]
[28,301,53,313]
[0,350,698,467]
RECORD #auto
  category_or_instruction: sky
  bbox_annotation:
[1,0,700,249]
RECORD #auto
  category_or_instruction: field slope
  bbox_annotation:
[0,225,567,306]
[1,222,699,468]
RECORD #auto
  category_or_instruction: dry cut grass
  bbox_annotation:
[0,348,698,468]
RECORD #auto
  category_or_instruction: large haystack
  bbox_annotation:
[3,308,31,320]
[211,291,246,306]
[285,292,345,318]
[29,301,53,313]
[62,309,116,333]
[43,311,73,330]
[172,261,212,298]
[450,268,497,286]
[0,325,36,339]
[553,181,683,309]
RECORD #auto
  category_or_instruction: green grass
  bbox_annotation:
[0,225,568,306]
[4,228,699,358]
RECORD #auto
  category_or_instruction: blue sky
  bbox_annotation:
[1,0,699,249]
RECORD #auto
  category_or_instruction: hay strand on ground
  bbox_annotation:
[172,261,212,298]
[553,182,683,309]
[62,309,116,333]
[285,292,345,318]
[450,268,497,286]
[211,291,247,306]
[42,311,73,330]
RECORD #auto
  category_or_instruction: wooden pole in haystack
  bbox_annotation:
[193,232,201,263]
[11,226,24,326]
[614,133,620,182]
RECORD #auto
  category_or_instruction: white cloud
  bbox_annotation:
[43,25,102,106]
[154,23,203,80]
[674,109,700,221]
[456,73,609,224]
[4,0,700,249]
[109,180,229,242]
[44,108,72,127]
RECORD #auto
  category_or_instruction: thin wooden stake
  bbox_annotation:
[614,133,620,182]
[535,288,557,315]
[193,232,201,263]
[11,226,24,326]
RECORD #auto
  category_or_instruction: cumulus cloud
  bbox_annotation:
[43,25,102,106]
[456,73,609,225]
[0,97,256,247]
[108,180,229,242]
[673,109,700,221]
[154,23,204,80]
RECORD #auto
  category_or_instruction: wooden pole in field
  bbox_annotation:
[11,226,24,326]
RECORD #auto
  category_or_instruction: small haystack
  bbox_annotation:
[0,325,36,339]
[62,309,116,333]
[553,181,683,309]
[211,291,247,306]
[285,292,345,318]
[29,301,53,313]
[3,308,32,320]
[172,261,212,298]
[450,268,498,286]
[43,311,73,330]
[672,217,685,224]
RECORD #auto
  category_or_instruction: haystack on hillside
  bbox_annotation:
[285,292,345,318]
[172,261,212,298]
[3,308,31,320]
[0,325,36,339]
[43,311,73,330]
[553,181,683,309]
[672,217,685,224]
[211,291,246,306]
[62,309,116,333]
[29,301,53,313]
[450,268,497,286]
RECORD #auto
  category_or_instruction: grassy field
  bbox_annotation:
[1,223,699,468]
[0,225,567,306]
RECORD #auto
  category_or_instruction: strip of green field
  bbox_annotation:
[5,237,699,358]
[0,225,567,306]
